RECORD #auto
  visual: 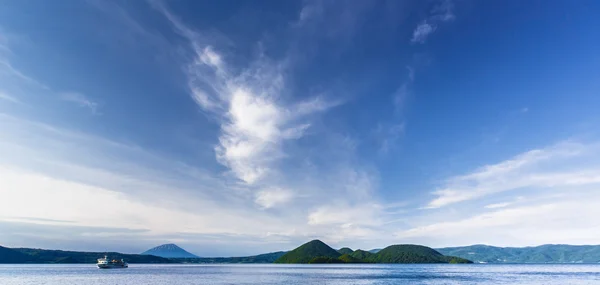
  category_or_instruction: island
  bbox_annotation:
[274,240,472,264]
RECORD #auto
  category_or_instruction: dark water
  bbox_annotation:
[1,264,599,284]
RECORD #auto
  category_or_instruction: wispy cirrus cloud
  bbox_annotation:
[0,90,19,104]
[376,122,406,154]
[484,202,511,209]
[0,32,47,90]
[411,0,455,44]
[61,92,100,114]
[0,33,11,56]
[426,141,600,208]
[0,60,50,90]
[399,192,600,247]
[377,65,413,154]
[1,32,95,110]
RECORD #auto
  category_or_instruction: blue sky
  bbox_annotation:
[1,0,600,256]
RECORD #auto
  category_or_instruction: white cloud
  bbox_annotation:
[255,188,294,209]
[406,66,415,82]
[61,92,99,114]
[308,203,384,227]
[0,60,49,90]
[484,202,511,209]
[379,122,405,154]
[426,142,600,208]
[213,85,308,184]
[294,96,342,116]
[190,87,222,112]
[156,5,339,185]
[0,34,87,107]
[431,0,455,22]
[393,83,410,111]
[296,2,323,26]
[411,22,436,44]
[410,0,455,44]
[0,166,198,232]
[199,46,223,70]
[0,31,47,90]
[399,193,600,247]
[0,90,19,104]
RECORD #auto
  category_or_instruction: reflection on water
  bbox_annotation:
[1,264,599,284]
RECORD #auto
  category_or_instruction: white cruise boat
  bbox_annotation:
[97,255,128,269]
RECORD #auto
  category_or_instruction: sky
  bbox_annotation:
[1,0,600,257]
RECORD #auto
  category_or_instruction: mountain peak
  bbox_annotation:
[338,247,354,255]
[274,239,341,263]
[141,243,198,258]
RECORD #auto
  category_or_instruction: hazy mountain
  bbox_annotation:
[172,251,287,264]
[141,244,198,258]
[437,244,600,263]
[337,247,354,255]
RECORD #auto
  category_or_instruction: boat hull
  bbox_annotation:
[97,263,128,269]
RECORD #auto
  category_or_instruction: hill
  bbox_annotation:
[172,251,287,263]
[274,240,341,263]
[367,244,471,264]
[337,247,354,255]
[437,244,600,263]
[10,248,174,264]
[0,245,35,263]
[141,244,198,258]
[349,249,374,260]
[338,254,361,263]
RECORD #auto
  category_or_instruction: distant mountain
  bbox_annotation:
[0,245,35,263]
[172,251,287,264]
[142,244,198,258]
[274,240,342,263]
[367,245,471,264]
[437,244,600,263]
[274,240,472,264]
[337,247,354,255]
[368,248,382,253]
[9,247,173,264]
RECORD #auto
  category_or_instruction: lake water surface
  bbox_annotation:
[1,264,599,284]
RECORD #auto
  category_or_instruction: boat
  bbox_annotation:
[97,255,128,269]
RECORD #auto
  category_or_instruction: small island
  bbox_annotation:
[274,240,472,264]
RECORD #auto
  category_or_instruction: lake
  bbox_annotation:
[0,264,599,284]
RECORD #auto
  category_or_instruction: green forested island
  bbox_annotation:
[274,240,472,264]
